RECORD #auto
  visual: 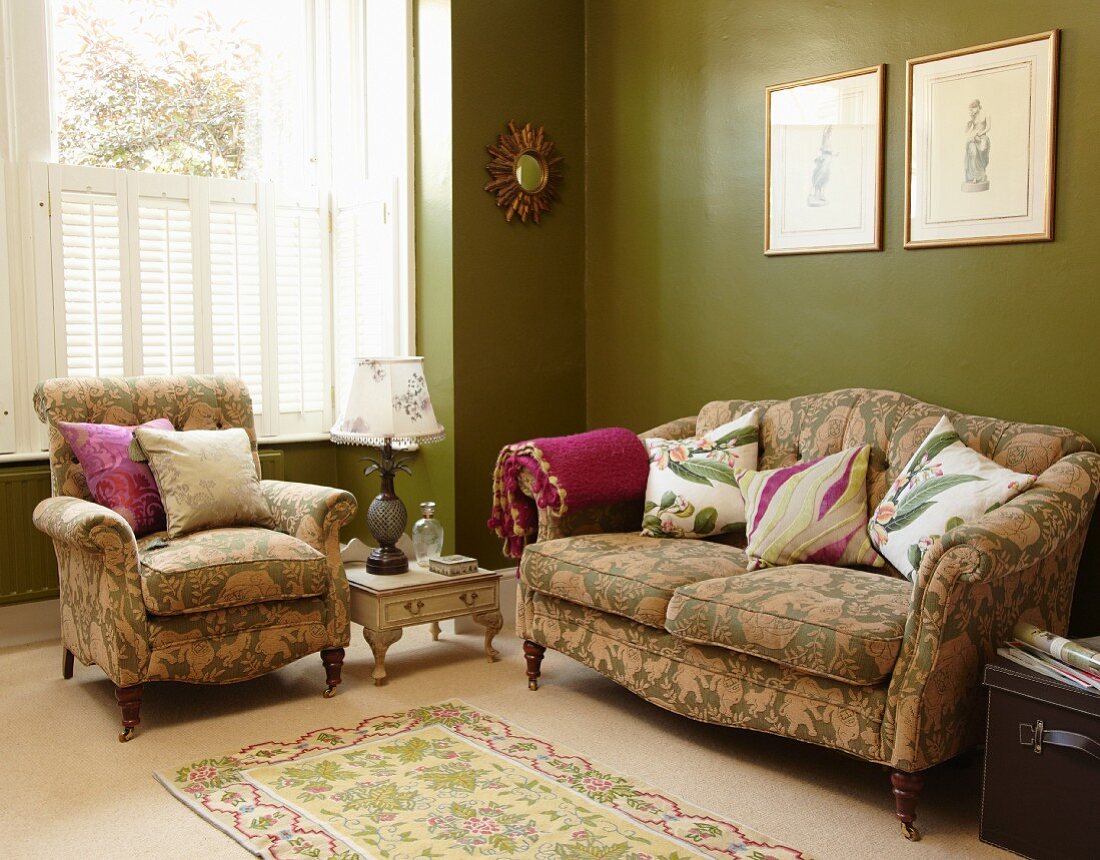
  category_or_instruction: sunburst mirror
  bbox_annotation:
[484,121,563,224]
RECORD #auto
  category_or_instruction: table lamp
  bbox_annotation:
[330,357,445,574]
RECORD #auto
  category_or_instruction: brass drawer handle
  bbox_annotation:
[403,599,426,615]
[459,591,479,607]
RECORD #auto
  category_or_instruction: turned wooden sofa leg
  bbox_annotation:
[321,648,345,698]
[524,640,546,690]
[115,684,143,743]
[62,646,74,680]
[891,770,925,841]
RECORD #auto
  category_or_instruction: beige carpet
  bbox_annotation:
[0,619,1004,859]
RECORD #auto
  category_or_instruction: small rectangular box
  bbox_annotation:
[980,657,1100,859]
[428,554,480,576]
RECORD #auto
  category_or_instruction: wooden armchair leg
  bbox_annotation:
[890,769,925,841]
[115,684,143,743]
[523,640,546,691]
[321,647,345,698]
[62,647,74,680]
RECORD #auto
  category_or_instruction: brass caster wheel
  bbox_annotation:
[528,679,539,691]
[901,821,921,842]
[118,726,135,743]
[323,685,337,699]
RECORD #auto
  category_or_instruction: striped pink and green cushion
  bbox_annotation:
[738,445,884,571]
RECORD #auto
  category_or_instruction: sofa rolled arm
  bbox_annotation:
[33,495,137,554]
[885,450,1100,771]
[640,415,696,441]
[260,480,358,552]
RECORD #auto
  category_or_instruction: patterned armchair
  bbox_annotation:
[32,375,357,741]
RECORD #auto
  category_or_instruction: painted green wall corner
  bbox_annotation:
[584,0,1100,631]
[447,0,588,567]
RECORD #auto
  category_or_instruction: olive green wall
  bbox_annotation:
[584,0,1100,631]
[337,0,587,569]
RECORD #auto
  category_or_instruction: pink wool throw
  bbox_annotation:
[488,427,649,558]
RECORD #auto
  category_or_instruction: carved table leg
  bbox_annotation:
[523,640,546,691]
[891,769,925,841]
[472,610,503,662]
[115,684,143,743]
[429,621,441,641]
[321,647,345,698]
[363,628,403,686]
[62,646,74,680]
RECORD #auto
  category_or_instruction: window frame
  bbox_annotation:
[0,0,414,458]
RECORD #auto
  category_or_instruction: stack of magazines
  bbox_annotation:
[998,621,1100,693]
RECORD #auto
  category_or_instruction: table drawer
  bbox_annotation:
[380,581,498,626]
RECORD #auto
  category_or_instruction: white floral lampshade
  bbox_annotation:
[330,357,445,447]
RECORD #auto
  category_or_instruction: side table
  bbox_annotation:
[345,562,504,685]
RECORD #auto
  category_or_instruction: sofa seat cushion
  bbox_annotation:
[521,532,751,628]
[138,527,327,616]
[665,565,912,684]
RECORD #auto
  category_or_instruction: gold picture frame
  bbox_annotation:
[904,31,1059,249]
[765,64,885,256]
[484,121,563,224]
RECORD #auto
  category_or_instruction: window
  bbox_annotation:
[0,0,412,454]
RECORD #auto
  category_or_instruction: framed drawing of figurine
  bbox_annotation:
[765,64,884,255]
[905,31,1059,248]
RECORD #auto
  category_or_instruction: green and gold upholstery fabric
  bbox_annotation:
[521,532,751,629]
[520,584,889,763]
[516,387,1100,772]
[32,374,356,690]
[666,566,910,684]
[137,527,327,616]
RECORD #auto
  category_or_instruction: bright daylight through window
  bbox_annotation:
[0,0,412,454]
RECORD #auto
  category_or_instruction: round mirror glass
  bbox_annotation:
[515,153,544,192]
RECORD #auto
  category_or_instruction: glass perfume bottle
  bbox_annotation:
[411,501,444,566]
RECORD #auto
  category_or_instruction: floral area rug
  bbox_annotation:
[156,701,809,859]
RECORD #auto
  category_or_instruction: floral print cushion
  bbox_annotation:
[138,527,327,616]
[870,415,1037,579]
[665,566,911,685]
[58,417,174,536]
[641,410,759,538]
[521,532,751,628]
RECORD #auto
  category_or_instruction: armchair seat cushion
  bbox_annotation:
[521,532,751,628]
[665,566,912,684]
[138,527,327,616]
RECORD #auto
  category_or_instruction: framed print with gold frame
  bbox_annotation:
[905,31,1059,249]
[765,64,884,256]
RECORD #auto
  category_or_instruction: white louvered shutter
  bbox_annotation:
[332,179,397,412]
[132,173,197,375]
[273,186,329,431]
[49,165,129,377]
[207,181,265,414]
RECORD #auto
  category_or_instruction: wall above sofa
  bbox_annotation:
[584,0,1100,632]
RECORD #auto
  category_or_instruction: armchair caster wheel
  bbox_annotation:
[528,679,539,691]
[323,685,337,698]
[901,822,920,841]
[118,726,135,743]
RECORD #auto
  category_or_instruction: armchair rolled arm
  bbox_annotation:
[33,495,137,554]
[260,480,357,551]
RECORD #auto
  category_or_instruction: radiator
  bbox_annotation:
[0,450,285,606]
[0,466,58,606]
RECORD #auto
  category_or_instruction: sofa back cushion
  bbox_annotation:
[696,388,1094,513]
[34,374,260,501]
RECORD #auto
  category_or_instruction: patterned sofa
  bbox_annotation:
[32,375,357,741]
[516,388,1100,839]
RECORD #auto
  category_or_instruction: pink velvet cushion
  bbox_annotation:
[58,418,174,536]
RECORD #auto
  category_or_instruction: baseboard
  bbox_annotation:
[0,599,60,648]
[454,568,516,634]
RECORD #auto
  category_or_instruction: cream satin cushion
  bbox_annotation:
[132,426,274,538]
